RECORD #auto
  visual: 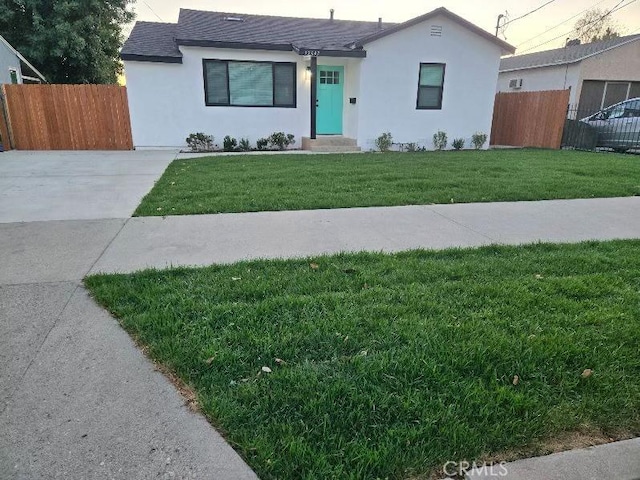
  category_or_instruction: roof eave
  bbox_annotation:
[177,39,293,51]
[499,59,581,73]
[121,53,183,64]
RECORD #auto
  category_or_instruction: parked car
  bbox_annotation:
[581,97,640,152]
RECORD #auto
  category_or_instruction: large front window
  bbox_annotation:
[203,60,296,108]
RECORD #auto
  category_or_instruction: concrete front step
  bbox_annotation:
[302,136,361,152]
[307,145,362,153]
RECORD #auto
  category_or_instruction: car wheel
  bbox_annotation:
[613,148,628,154]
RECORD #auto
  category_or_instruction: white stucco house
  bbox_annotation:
[122,7,514,150]
[0,35,46,85]
[498,34,640,116]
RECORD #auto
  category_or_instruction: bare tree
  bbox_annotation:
[572,8,621,44]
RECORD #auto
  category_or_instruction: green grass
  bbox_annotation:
[135,150,640,216]
[85,240,640,479]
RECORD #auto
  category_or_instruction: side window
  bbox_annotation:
[624,100,640,118]
[9,68,18,84]
[416,63,445,110]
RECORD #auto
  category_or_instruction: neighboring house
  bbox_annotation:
[0,35,46,85]
[121,7,514,150]
[498,34,640,116]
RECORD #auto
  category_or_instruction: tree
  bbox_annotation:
[573,8,621,44]
[0,0,135,84]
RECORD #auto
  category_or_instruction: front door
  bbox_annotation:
[316,66,344,135]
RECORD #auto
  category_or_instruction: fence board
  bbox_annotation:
[490,90,570,149]
[2,84,133,150]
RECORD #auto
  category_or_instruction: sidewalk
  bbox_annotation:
[91,196,640,274]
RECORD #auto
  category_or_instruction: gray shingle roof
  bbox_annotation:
[500,34,640,72]
[121,7,515,62]
[176,9,395,51]
[121,22,182,61]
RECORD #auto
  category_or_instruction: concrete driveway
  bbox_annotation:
[0,150,176,223]
[0,150,258,480]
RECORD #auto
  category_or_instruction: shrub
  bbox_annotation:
[375,132,393,152]
[185,133,213,152]
[433,131,448,151]
[256,138,269,150]
[238,138,251,151]
[471,132,488,150]
[223,135,238,152]
[406,142,418,153]
[452,138,465,150]
[268,132,296,150]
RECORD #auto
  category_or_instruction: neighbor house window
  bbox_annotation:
[203,60,296,107]
[416,63,445,110]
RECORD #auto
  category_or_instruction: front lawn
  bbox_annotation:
[135,150,640,216]
[86,240,640,480]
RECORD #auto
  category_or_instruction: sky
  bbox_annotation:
[128,0,640,55]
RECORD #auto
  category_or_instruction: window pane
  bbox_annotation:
[204,61,229,105]
[418,86,441,108]
[274,63,295,106]
[419,65,444,87]
[603,82,629,109]
[334,72,340,84]
[229,62,273,106]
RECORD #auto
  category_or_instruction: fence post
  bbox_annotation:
[0,85,14,150]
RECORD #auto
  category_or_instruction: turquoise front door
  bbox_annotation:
[316,66,344,135]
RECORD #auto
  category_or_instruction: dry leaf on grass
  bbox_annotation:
[512,375,520,386]
[275,358,286,365]
[261,366,272,373]
[310,263,320,270]
[581,369,593,378]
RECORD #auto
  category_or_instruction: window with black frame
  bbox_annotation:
[203,60,296,108]
[416,63,445,110]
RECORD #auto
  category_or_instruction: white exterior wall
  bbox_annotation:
[357,14,504,149]
[125,47,310,148]
[125,47,361,148]
[497,64,582,104]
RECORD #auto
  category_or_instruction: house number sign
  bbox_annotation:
[303,50,320,56]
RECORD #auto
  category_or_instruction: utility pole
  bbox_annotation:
[495,14,504,37]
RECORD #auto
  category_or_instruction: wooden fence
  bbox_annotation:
[1,84,133,150]
[490,90,570,149]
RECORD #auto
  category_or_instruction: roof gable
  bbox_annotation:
[500,34,640,72]
[352,7,515,54]
[0,34,47,82]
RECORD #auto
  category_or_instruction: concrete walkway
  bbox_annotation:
[2,150,639,479]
